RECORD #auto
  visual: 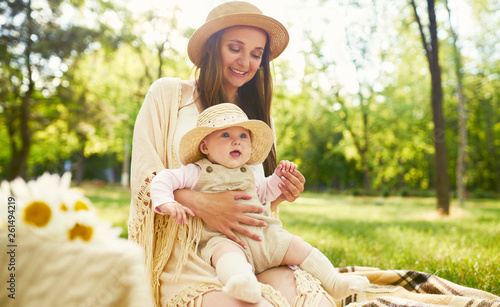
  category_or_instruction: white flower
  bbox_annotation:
[60,189,95,213]
[6,172,120,243]
[64,211,121,243]
[0,180,12,228]
[66,211,96,242]
[10,173,67,241]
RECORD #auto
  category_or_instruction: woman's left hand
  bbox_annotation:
[278,168,305,202]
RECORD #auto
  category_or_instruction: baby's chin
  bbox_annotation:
[216,157,251,169]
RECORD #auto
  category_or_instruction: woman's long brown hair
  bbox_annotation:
[195,29,277,176]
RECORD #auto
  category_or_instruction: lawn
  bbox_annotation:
[82,183,500,295]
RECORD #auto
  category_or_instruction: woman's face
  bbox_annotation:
[220,26,267,96]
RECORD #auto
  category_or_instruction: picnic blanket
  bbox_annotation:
[332,266,499,307]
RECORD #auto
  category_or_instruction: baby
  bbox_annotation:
[151,103,369,303]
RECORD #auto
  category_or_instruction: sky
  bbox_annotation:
[124,0,478,94]
[126,0,358,92]
[125,0,349,63]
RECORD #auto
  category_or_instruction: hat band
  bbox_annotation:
[202,114,247,128]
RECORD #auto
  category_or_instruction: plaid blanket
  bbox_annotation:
[335,267,499,307]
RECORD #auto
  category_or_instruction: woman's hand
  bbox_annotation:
[174,189,266,249]
[277,168,306,202]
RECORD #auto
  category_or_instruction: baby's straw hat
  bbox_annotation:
[187,1,289,65]
[179,103,274,165]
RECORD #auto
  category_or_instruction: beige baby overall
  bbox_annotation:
[195,159,294,273]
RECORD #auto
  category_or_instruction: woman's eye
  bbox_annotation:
[229,46,240,52]
[251,54,262,59]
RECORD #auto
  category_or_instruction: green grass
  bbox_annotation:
[81,183,500,296]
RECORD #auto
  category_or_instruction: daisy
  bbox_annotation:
[7,172,121,243]
[0,180,12,229]
[65,210,121,243]
[60,188,95,213]
[10,173,68,241]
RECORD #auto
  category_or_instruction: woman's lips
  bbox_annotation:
[230,67,246,76]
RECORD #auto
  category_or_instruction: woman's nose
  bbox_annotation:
[236,53,249,68]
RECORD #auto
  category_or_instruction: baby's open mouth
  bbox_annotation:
[230,150,241,158]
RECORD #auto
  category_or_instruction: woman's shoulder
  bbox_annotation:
[148,77,194,92]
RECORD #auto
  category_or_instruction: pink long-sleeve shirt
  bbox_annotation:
[151,163,283,213]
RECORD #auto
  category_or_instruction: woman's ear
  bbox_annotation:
[200,140,209,155]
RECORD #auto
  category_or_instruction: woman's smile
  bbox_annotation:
[220,26,267,101]
[229,67,246,76]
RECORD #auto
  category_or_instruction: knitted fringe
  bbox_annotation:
[166,283,221,307]
[129,173,158,305]
[129,172,205,307]
[261,283,292,306]
[165,282,291,307]
[292,268,334,307]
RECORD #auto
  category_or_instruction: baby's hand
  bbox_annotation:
[157,202,195,224]
[275,160,298,178]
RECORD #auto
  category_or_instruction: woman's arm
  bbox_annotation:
[173,189,266,249]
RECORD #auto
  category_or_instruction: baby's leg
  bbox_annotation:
[282,236,369,300]
[212,242,261,304]
[280,235,313,266]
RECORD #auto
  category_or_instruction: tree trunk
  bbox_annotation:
[7,95,32,180]
[8,1,34,180]
[456,87,467,206]
[361,110,371,192]
[75,151,85,186]
[445,0,467,207]
[411,0,450,214]
[121,140,131,187]
[484,100,500,193]
[431,72,450,215]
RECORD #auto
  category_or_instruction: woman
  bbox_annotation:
[128,1,334,306]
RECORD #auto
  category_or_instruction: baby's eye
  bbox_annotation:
[222,132,230,138]
[240,133,248,138]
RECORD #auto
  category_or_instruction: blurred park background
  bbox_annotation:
[1,0,499,205]
[1,0,499,294]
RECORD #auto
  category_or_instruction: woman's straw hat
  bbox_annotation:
[179,103,274,165]
[187,1,289,65]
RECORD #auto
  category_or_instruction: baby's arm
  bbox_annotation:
[275,160,298,178]
[151,164,200,224]
[156,202,194,225]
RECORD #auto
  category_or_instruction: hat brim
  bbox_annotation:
[179,120,274,166]
[188,13,289,65]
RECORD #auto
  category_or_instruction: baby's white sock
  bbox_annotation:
[299,248,369,299]
[216,252,261,303]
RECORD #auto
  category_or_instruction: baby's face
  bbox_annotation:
[200,126,252,168]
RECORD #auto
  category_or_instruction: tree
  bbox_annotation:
[410,0,450,214]
[444,0,467,207]
[106,3,191,186]
[0,0,110,179]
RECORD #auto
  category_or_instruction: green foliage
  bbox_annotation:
[270,0,500,195]
[0,0,124,179]
[0,0,498,196]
